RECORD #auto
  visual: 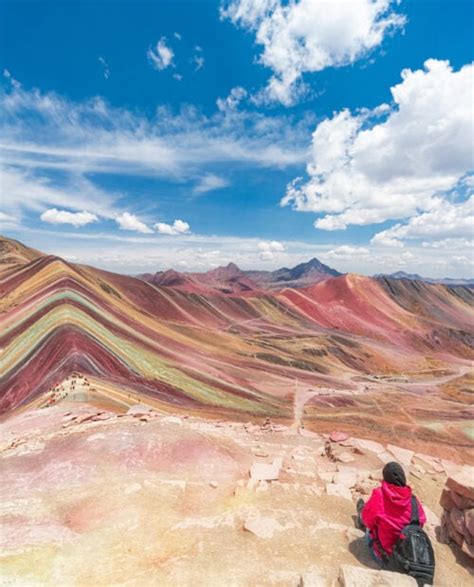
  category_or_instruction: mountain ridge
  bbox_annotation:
[1,235,473,461]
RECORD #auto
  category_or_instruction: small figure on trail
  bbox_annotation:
[261,417,273,432]
[356,461,435,585]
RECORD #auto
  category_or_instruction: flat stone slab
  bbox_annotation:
[339,564,417,586]
[326,483,353,501]
[250,457,283,481]
[354,439,385,454]
[126,404,152,416]
[337,451,355,463]
[387,444,414,467]
[243,516,284,539]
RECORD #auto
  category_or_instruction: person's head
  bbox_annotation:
[383,461,407,487]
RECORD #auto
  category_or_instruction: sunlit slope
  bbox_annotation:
[278,273,473,356]
[1,255,366,414]
[1,244,473,436]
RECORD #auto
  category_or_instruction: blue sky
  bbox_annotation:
[0,0,473,276]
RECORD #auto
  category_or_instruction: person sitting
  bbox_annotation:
[356,461,427,564]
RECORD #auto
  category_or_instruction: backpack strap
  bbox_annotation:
[410,495,420,526]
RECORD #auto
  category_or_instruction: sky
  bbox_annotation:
[0,0,473,277]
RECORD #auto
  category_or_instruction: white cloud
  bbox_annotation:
[147,37,174,70]
[0,211,18,228]
[173,73,183,81]
[216,86,248,112]
[3,68,21,90]
[0,211,16,222]
[98,57,110,80]
[116,212,153,234]
[154,219,191,235]
[0,84,308,235]
[258,239,285,260]
[193,55,205,71]
[422,238,472,251]
[371,196,474,247]
[174,32,182,41]
[0,165,118,219]
[282,60,474,237]
[40,208,98,228]
[324,245,369,260]
[10,227,473,278]
[0,84,307,184]
[193,173,229,194]
[221,0,405,105]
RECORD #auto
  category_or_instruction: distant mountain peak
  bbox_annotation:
[225,262,240,271]
[288,257,342,280]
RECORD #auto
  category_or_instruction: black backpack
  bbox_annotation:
[392,495,435,586]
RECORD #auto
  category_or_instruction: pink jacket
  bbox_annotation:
[362,481,427,556]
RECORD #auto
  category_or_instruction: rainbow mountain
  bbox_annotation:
[1,236,473,457]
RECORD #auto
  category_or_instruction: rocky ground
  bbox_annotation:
[1,386,473,586]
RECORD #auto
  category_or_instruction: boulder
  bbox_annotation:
[338,565,417,586]
[326,483,353,502]
[450,507,466,535]
[330,431,350,443]
[243,516,284,539]
[465,509,474,536]
[250,457,282,481]
[447,517,465,546]
[386,444,414,467]
[446,468,474,501]
[451,490,474,510]
[462,540,474,559]
[440,488,455,511]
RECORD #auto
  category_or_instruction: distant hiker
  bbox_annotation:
[356,462,435,585]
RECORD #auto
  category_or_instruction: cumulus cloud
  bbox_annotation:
[221,0,405,105]
[40,208,98,228]
[282,60,474,240]
[216,86,248,112]
[147,37,174,70]
[371,196,474,247]
[193,173,229,194]
[116,212,153,234]
[324,245,369,260]
[155,219,191,235]
[258,239,285,260]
